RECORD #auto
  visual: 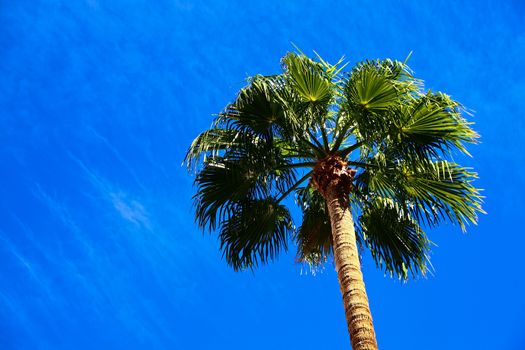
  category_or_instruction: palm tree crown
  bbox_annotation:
[185,51,482,279]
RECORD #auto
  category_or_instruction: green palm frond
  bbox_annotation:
[356,168,397,199]
[357,199,432,279]
[281,53,334,128]
[193,142,297,230]
[185,76,289,170]
[282,53,333,105]
[356,157,483,230]
[402,161,483,231]
[219,76,290,138]
[393,92,478,157]
[346,65,399,112]
[354,139,482,220]
[340,59,420,144]
[184,128,251,170]
[345,59,419,109]
[219,198,294,271]
[295,185,332,266]
[193,159,256,230]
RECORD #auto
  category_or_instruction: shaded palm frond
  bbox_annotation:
[295,185,332,266]
[219,198,294,271]
[193,140,297,230]
[218,75,290,138]
[357,199,432,279]
[184,127,254,171]
[355,167,398,200]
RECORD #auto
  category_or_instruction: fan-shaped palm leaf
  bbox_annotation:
[295,185,332,266]
[394,92,478,157]
[357,199,431,279]
[402,161,483,230]
[219,198,294,271]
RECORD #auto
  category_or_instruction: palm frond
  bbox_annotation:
[193,143,297,230]
[357,199,432,279]
[402,161,484,231]
[281,53,334,128]
[340,59,420,145]
[219,75,289,138]
[282,53,333,105]
[295,185,332,266]
[355,155,483,231]
[346,65,399,112]
[393,92,478,156]
[184,127,251,170]
[219,198,294,271]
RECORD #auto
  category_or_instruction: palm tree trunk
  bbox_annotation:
[325,187,378,350]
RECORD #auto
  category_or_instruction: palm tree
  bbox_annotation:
[185,51,482,349]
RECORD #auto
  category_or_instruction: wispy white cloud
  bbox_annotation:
[109,191,151,229]
[65,150,152,228]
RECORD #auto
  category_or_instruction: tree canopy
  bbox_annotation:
[185,51,483,279]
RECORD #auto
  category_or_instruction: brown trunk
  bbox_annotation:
[311,155,378,349]
[325,186,378,350]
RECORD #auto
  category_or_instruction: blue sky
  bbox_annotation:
[1,1,524,349]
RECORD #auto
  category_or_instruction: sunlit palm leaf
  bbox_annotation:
[402,161,483,231]
[348,68,398,111]
[281,53,334,129]
[283,53,333,104]
[341,59,419,144]
[395,92,478,156]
